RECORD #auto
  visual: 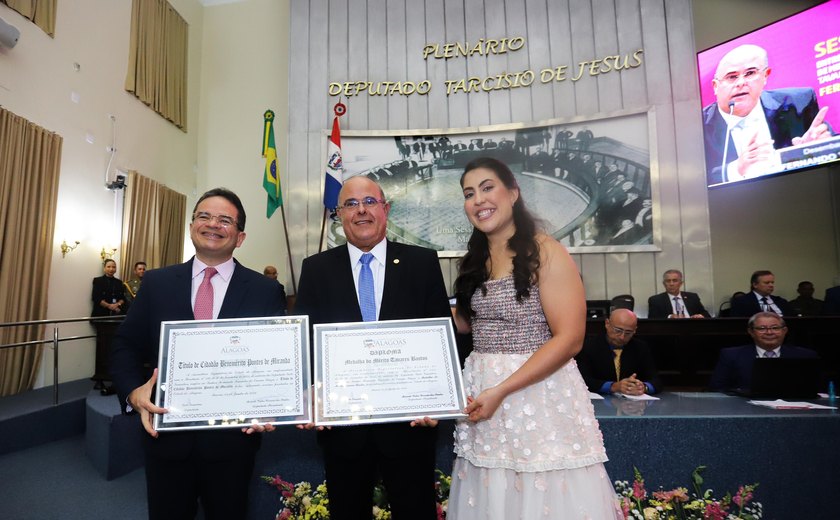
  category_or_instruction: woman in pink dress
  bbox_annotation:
[449,157,621,519]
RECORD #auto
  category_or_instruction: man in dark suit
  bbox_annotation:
[823,284,840,315]
[294,176,451,520]
[110,188,287,520]
[575,309,662,395]
[702,44,832,185]
[647,269,710,319]
[709,312,818,391]
[730,270,791,317]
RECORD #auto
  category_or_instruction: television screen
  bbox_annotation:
[697,0,840,188]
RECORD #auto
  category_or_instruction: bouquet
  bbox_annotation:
[262,469,451,520]
[614,466,762,520]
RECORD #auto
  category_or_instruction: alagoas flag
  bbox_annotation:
[323,103,346,213]
[262,109,282,218]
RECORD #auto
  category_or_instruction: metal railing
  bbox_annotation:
[0,316,124,405]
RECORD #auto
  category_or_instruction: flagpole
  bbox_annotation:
[318,208,329,253]
[279,204,298,295]
[320,101,347,252]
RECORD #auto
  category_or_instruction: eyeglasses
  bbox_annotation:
[752,325,785,333]
[610,326,636,337]
[338,197,387,211]
[192,212,238,229]
[716,67,766,85]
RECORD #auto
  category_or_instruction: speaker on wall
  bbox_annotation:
[0,17,20,49]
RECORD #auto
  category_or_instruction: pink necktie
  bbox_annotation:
[194,267,217,320]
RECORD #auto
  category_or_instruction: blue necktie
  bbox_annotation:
[359,253,376,321]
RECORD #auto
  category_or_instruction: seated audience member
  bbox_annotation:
[263,265,278,280]
[824,284,840,315]
[709,312,818,391]
[789,281,824,316]
[718,290,746,317]
[610,294,634,312]
[576,309,662,395]
[730,270,791,317]
[647,269,711,319]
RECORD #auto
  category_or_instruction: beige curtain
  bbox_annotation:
[120,171,186,280]
[1,0,57,37]
[124,0,188,131]
[0,107,62,396]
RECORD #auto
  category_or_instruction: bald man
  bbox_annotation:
[702,44,831,185]
[575,309,662,395]
[294,175,451,520]
[263,265,278,280]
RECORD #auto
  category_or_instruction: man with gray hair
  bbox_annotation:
[647,269,710,319]
[709,312,818,392]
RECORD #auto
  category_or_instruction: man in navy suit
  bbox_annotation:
[702,44,832,185]
[576,309,662,395]
[709,312,818,391]
[730,270,791,317]
[824,284,840,315]
[294,176,451,520]
[111,188,287,520]
[647,269,710,319]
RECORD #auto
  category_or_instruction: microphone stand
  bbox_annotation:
[720,101,736,182]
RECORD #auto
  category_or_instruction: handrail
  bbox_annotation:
[0,315,124,405]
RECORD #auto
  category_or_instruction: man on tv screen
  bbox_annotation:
[702,44,832,185]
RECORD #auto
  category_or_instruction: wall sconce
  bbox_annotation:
[60,240,80,258]
[100,247,117,261]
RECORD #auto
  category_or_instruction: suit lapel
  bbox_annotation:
[218,261,245,319]
[334,246,364,321]
[173,260,197,320]
[379,241,404,321]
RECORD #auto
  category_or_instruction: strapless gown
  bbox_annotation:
[449,277,621,519]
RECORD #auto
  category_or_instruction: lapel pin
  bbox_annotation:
[393,259,400,264]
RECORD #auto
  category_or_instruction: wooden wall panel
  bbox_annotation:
[287,0,714,316]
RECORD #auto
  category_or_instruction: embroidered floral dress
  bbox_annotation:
[449,277,621,519]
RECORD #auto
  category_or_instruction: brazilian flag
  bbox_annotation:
[262,110,282,218]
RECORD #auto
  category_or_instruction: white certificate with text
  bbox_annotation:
[154,316,311,431]
[313,317,466,426]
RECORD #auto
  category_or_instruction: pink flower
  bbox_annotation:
[276,508,292,520]
[436,503,444,520]
[653,488,689,503]
[732,486,753,507]
[269,476,295,498]
[703,501,727,520]
[620,497,632,517]
[632,480,647,500]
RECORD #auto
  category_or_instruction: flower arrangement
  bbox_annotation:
[614,466,762,520]
[262,469,451,520]
[263,466,758,520]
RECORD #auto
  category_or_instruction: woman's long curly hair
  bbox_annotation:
[454,157,541,319]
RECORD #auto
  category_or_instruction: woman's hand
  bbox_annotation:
[464,386,506,422]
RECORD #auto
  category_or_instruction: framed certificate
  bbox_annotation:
[154,316,311,431]
[313,317,467,426]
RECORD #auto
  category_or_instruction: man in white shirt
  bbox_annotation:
[702,44,831,185]
[647,269,710,319]
[730,270,792,317]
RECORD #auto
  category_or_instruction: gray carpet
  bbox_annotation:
[0,435,147,520]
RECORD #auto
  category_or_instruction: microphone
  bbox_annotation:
[720,101,736,182]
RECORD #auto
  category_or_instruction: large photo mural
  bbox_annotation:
[324,109,658,256]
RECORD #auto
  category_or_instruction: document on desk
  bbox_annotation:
[748,399,837,410]
[618,393,660,401]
